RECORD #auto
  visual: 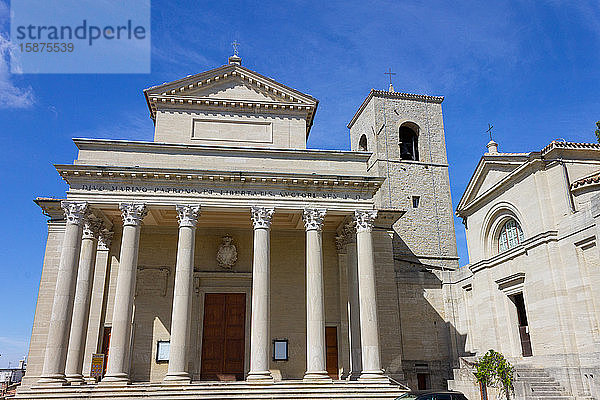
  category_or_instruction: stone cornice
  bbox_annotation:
[34,197,65,221]
[72,138,371,163]
[56,164,384,193]
[469,230,558,273]
[571,170,600,190]
[347,88,444,129]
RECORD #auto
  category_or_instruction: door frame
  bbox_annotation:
[194,275,252,381]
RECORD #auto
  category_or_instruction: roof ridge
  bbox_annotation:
[541,140,600,155]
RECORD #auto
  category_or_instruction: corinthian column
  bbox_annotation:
[38,201,89,385]
[102,203,147,384]
[65,215,102,384]
[354,210,387,381]
[344,224,362,380]
[247,206,274,382]
[303,208,330,381]
[164,205,201,383]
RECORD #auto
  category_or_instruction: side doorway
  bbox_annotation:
[510,293,532,357]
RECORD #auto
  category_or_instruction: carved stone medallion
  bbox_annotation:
[216,235,238,271]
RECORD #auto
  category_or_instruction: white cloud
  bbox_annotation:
[0,0,35,109]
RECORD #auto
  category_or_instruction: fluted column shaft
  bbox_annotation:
[65,216,102,384]
[247,207,274,381]
[346,237,363,380]
[164,205,201,383]
[303,208,330,381]
[355,210,387,381]
[39,202,89,385]
[102,203,147,384]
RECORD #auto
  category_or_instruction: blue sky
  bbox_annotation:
[0,0,599,368]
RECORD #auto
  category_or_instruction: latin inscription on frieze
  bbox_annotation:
[76,183,367,200]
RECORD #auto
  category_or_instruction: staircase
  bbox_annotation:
[514,366,574,400]
[14,380,408,400]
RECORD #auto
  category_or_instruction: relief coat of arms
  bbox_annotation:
[216,235,237,270]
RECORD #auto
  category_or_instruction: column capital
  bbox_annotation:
[176,204,201,228]
[61,201,89,226]
[354,210,378,233]
[98,229,114,251]
[251,206,274,229]
[82,215,103,240]
[119,203,147,227]
[303,208,326,231]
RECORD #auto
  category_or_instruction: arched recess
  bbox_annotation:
[358,134,368,151]
[398,121,420,161]
[481,202,528,258]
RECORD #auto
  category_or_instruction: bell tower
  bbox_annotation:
[347,85,460,388]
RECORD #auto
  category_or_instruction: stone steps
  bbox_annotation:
[514,366,574,400]
[15,381,408,400]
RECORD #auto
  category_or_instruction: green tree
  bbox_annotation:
[595,121,600,143]
[474,350,515,400]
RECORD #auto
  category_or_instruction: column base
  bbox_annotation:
[65,374,87,385]
[163,372,191,384]
[246,371,274,382]
[99,373,130,385]
[37,375,70,386]
[358,370,390,382]
[346,371,362,381]
[303,371,332,382]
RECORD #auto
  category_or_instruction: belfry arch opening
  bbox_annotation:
[399,123,419,161]
[358,134,368,151]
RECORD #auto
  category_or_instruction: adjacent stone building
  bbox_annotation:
[449,140,600,400]
[16,56,461,399]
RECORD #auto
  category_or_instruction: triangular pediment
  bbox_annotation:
[144,63,319,137]
[179,77,289,103]
[457,154,529,214]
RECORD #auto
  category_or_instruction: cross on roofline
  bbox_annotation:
[232,40,240,56]
[485,123,494,141]
[384,67,396,86]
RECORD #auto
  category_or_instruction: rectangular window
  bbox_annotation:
[412,196,420,208]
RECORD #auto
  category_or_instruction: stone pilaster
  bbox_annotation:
[65,215,102,384]
[354,210,387,381]
[38,201,89,385]
[247,206,275,382]
[303,208,331,381]
[164,205,201,383]
[101,203,147,384]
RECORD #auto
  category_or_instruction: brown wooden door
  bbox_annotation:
[325,326,339,379]
[201,293,246,380]
[101,327,111,376]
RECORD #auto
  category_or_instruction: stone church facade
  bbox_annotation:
[449,140,600,400]
[18,55,461,399]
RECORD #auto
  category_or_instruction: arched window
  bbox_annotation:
[399,125,419,161]
[358,134,368,151]
[498,219,524,252]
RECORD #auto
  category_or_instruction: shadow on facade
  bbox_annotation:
[391,233,472,390]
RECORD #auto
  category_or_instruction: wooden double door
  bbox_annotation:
[201,293,246,381]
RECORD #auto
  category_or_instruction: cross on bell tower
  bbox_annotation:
[384,68,396,92]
